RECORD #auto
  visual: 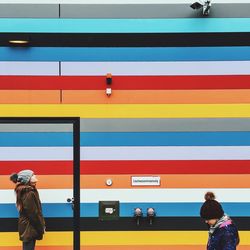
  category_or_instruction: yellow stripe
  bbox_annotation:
[0,104,250,118]
[0,231,249,246]
[0,232,73,246]
[82,231,207,245]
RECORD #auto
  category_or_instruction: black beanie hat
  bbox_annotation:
[200,192,224,220]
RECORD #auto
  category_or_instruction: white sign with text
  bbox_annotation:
[131,176,161,186]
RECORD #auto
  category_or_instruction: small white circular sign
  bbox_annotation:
[106,179,113,186]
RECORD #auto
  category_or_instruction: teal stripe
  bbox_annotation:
[2,47,250,61]
[1,18,250,33]
[1,132,250,146]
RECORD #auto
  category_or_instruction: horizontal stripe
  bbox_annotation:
[0,62,58,75]
[0,175,73,189]
[79,174,250,188]
[0,4,59,18]
[2,61,250,76]
[1,118,250,132]
[1,146,250,160]
[1,132,250,146]
[61,61,250,76]
[0,132,73,146]
[1,160,250,175]
[2,18,250,33]
[2,33,250,47]
[2,217,250,231]
[0,204,73,218]
[79,146,250,160]
[0,161,73,174]
[0,248,78,250]
[60,4,250,19]
[0,90,60,104]
[1,76,250,90]
[72,217,250,231]
[0,231,250,246]
[3,174,250,189]
[0,232,73,246]
[2,189,250,203]
[1,0,250,3]
[0,248,77,250]
[74,131,250,146]
[0,124,73,132]
[1,89,250,104]
[0,147,73,160]
[1,202,250,217]
[3,89,250,104]
[0,246,244,250]
[79,118,250,132]
[3,47,250,61]
[84,231,250,245]
[62,89,250,104]
[80,189,250,203]
[0,104,250,118]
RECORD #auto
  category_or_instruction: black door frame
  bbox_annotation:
[0,117,80,250]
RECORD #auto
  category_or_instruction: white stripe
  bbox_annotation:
[0,189,73,204]
[81,189,250,203]
[81,146,250,160]
[0,147,73,160]
[1,189,250,203]
[0,146,250,160]
[0,62,59,76]
[62,61,250,76]
[0,0,248,4]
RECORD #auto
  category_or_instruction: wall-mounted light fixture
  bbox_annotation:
[9,40,29,45]
[147,208,155,225]
[134,208,142,226]
[106,73,112,96]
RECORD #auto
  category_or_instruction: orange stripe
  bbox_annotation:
[0,90,61,104]
[62,89,250,104]
[1,246,250,250]
[83,247,250,250]
[80,174,250,188]
[2,175,250,189]
[1,175,73,189]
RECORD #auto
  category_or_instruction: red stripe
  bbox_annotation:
[0,161,73,175]
[0,76,250,90]
[1,160,250,174]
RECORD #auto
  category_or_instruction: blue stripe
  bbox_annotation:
[0,132,73,147]
[1,18,250,33]
[1,132,250,147]
[2,47,250,61]
[0,203,73,218]
[1,203,250,218]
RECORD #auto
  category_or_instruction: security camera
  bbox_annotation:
[190,1,203,9]
[190,0,211,16]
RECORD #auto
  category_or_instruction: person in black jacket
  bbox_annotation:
[200,192,239,250]
[10,170,45,250]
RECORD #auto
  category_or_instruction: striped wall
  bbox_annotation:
[1,1,250,249]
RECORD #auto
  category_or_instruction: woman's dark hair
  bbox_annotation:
[10,173,19,183]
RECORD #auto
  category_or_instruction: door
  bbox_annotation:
[0,118,80,250]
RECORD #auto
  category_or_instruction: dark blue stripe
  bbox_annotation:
[1,132,250,146]
[1,18,250,33]
[2,47,250,61]
[1,203,250,218]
